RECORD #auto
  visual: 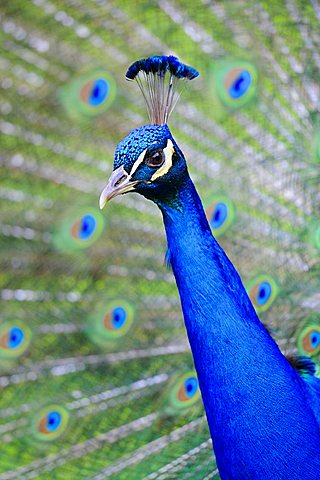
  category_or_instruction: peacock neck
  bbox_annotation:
[159,174,270,352]
[158,175,317,478]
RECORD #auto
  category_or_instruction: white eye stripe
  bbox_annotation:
[128,139,174,181]
[129,148,147,177]
[151,139,174,181]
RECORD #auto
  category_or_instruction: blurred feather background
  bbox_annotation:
[0,0,319,478]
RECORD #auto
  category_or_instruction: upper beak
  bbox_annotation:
[99,165,140,209]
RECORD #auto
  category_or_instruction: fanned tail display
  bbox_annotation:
[0,1,319,479]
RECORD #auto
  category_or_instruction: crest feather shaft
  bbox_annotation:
[126,55,199,125]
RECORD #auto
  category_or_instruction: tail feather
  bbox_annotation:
[0,1,320,478]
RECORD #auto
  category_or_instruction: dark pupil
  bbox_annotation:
[234,77,244,91]
[214,209,221,221]
[92,85,100,98]
[147,150,163,166]
[83,221,89,232]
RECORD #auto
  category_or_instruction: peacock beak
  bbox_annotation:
[99,165,141,209]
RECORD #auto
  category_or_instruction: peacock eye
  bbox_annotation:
[145,149,165,168]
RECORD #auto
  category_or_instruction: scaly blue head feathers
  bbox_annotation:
[99,56,199,209]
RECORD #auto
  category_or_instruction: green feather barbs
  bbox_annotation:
[59,70,116,119]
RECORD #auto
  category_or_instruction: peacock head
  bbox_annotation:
[99,123,188,207]
[99,55,198,209]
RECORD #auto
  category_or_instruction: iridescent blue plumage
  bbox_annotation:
[89,79,109,106]
[125,55,198,125]
[114,125,172,171]
[228,69,252,98]
[100,56,320,479]
[159,176,320,479]
[8,327,24,348]
[126,55,199,80]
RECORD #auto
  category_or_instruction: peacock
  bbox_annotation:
[99,54,320,479]
[0,1,320,479]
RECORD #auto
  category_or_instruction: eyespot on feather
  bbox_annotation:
[53,207,105,253]
[88,300,136,347]
[31,405,69,442]
[211,60,258,108]
[246,275,279,313]
[298,325,320,357]
[59,69,116,119]
[0,321,32,359]
[205,196,236,237]
[169,372,201,410]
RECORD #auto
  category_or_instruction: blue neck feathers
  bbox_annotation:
[159,175,320,480]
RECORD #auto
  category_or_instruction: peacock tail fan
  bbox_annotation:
[52,206,106,253]
[59,69,117,120]
[0,0,320,478]
[209,59,259,110]
[162,371,202,416]
[205,194,236,238]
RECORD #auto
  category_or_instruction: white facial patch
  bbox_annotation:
[150,139,174,181]
[129,147,148,177]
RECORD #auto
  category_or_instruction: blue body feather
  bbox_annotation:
[100,53,320,478]
[158,173,320,479]
[105,120,320,476]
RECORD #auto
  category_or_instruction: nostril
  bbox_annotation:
[114,175,127,187]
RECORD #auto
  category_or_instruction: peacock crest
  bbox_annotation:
[126,55,199,124]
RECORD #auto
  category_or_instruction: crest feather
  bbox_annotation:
[126,55,199,125]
